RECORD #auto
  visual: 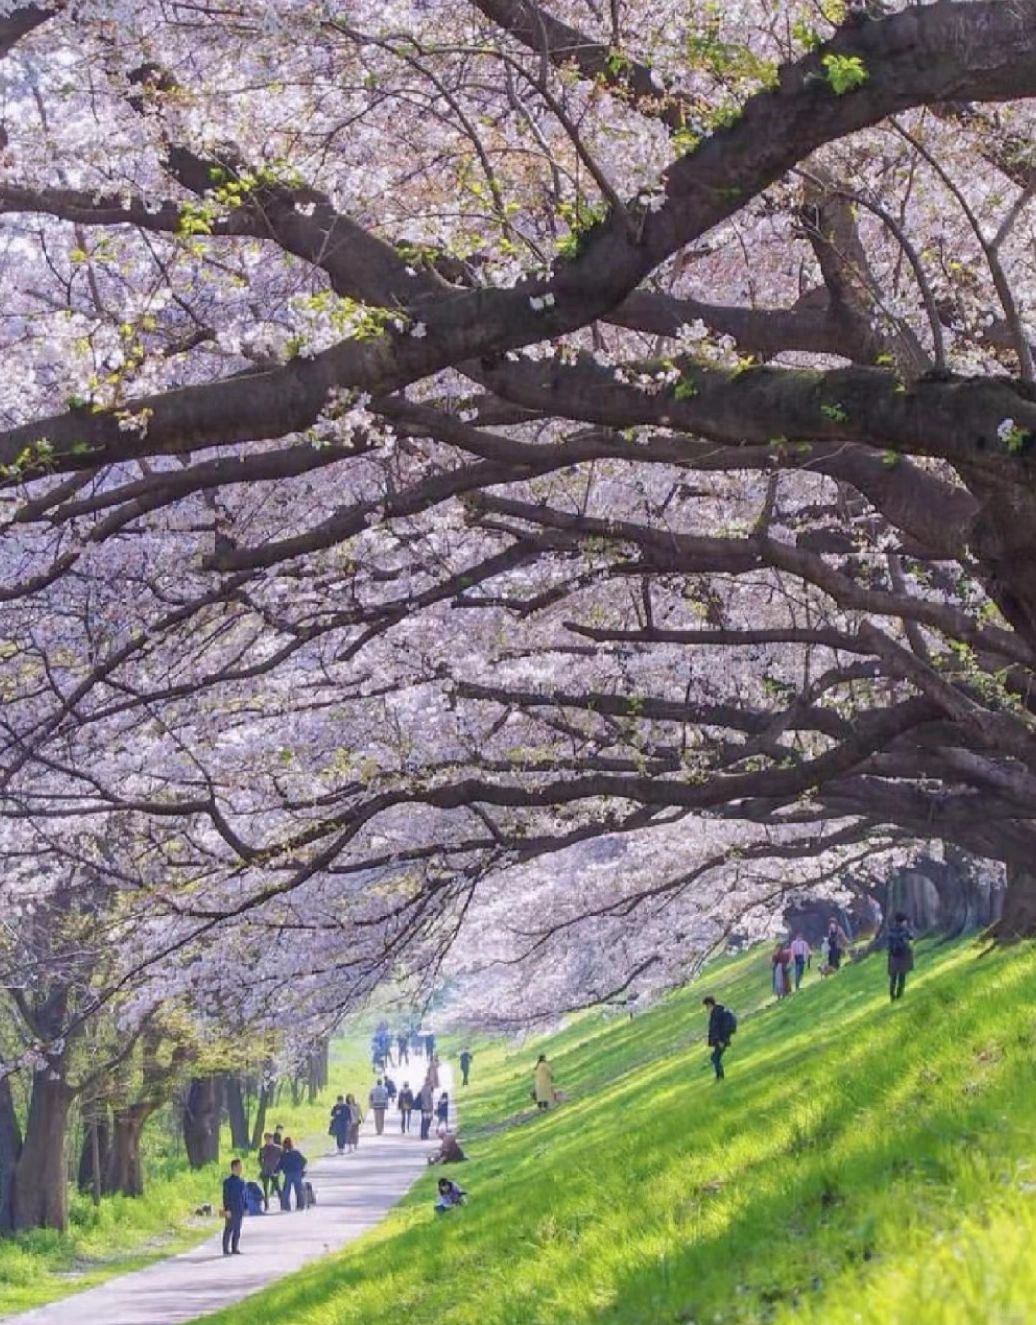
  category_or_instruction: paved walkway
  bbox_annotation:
[8,1065,453,1325]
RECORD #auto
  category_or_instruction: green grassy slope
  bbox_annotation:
[0,1034,374,1316]
[200,939,1036,1325]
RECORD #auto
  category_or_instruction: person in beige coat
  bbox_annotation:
[534,1054,554,1110]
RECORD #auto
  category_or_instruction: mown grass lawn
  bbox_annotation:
[199,937,1036,1325]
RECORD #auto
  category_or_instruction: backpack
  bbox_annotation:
[722,1008,738,1039]
[244,1181,264,1216]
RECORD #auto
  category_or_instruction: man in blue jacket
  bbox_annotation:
[221,1158,246,1256]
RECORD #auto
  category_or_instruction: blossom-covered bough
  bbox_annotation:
[2,0,1036,1221]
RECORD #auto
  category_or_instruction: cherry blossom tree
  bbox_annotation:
[2,2,1036,1225]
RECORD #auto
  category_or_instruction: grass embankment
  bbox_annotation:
[201,939,1036,1325]
[0,1034,376,1316]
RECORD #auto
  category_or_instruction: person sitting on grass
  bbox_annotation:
[428,1131,467,1165]
[435,1177,466,1213]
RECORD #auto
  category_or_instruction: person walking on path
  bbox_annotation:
[369,1078,389,1135]
[703,996,736,1081]
[436,1091,450,1130]
[771,941,793,999]
[789,934,810,990]
[424,1032,436,1059]
[887,911,915,1001]
[825,918,851,971]
[343,1094,363,1151]
[397,1032,409,1064]
[398,1082,415,1133]
[278,1138,307,1212]
[329,1095,351,1155]
[221,1159,247,1256]
[459,1049,473,1086]
[418,1081,435,1139]
[534,1054,554,1110]
[257,1132,282,1210]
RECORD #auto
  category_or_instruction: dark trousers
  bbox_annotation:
[400,1109,412,1133]
[420,1112,432,1139]
[890,971,907,1000]
[260,1173,280,1208]
[710,1043,726,1079]
[281,1175,304,1211]
[222,1211,243,1254]
[461,1067,470,1086]
[794,956,806,989]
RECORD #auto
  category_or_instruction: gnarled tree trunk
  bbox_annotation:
[0,1075,23,1233]
[77,1114,109,1199]
[991,861,1036,939]
[225,1075,250,1151]
[105,1105,154,1197]
[249,1079,272,1151]
[12,1068,72,1231]
[182,1075,223,1169]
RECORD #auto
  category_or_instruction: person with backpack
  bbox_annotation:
[329,1094,351,1155]
[459,1048,473,1086]
[826,918,851,971]
[369,1078,389,1134]
[278,1137,307,1212]
[703,996,736,1080]
[257,1131,283,1211]
[221,1158,247,1255]
[398,1082,415,1133]
[887,911,915,1000]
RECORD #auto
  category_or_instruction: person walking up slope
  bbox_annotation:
[887,911,915,1001]
[459,1048,473,1086]
[703,996,737,1081]
[789,933,810,990]
[534,1054,554,1110]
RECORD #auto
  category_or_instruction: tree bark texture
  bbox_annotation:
[182,1075,223,1169]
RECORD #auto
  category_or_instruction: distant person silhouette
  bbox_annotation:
[887,911,915,1000]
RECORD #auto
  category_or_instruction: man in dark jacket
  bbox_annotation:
[398,1083,415,1133]
[258,1131,283,1209]
[459,1049,473,1086]
[703,996,733,1081]
[886,911,915,1001]
[221,1158,246,1255]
